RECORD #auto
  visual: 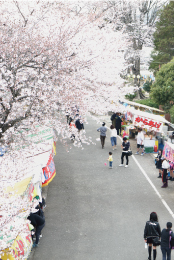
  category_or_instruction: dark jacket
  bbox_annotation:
[144,220,161,239]
[27,213,45,227]
[115,116,122,129]
[122,141,130,152]
[161,228,174,248]
[75,119,84,130]
[156,153,162,169]
[111,113,116,128]
[35,207,45,220]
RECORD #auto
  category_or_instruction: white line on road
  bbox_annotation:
[94,117,174,218]
[118,135,174,219]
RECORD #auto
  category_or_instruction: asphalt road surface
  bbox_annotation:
[30,115,174,260]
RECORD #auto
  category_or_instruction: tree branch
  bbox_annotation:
[13,0,28,27]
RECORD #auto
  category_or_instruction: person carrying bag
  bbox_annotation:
[144,212,161,260]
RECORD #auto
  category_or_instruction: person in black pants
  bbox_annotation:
[27,213,45,248]
[144,212,161,260]
[97,122,107,149]
[119,137,130,168]
[115,113,122,135]
[156,149,162,178]
[161,222,174,260]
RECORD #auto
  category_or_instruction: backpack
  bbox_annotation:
[170,231,174,249]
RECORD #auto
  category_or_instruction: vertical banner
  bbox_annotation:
[42,154,56,187]
[162,142,174,162]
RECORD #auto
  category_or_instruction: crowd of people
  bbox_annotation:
[97,121,131,168]
[144,212,174,260]
[65,106,84,141]
[28,110,174,257]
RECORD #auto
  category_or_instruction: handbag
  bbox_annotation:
[152,237,161,246]
[128,150,132,156]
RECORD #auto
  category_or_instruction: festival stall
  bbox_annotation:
[123,108,170,152]
[0,126,57,259]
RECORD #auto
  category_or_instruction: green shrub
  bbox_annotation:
[125,93,136,101]
[135,99,159,109]
[143,81,152,92]
[169,105,174,123]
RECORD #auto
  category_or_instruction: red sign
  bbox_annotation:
[42,154,56,187]
[133,115,163,131]
[135,116,162,129]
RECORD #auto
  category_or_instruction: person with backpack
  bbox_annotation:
[161,222,174,260]
[144,212,161,260]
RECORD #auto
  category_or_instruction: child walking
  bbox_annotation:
[107,152,113,169]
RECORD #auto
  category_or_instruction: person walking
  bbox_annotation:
[156,149,162,178]
[161,222,174,260]
[135,128,145,155]
[144,212,161,260]
[69,119,76,141]
[75,117,84,141]
[110,112,117,129]
[119,137,130,167]
[115,113,122,135]
[110,125,117,150]
[161,158,170,188]
[97,122,107,149]
[107,152,113,169]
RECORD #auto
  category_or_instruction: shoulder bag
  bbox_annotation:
[152,236,161,246]
[128,143,132,156]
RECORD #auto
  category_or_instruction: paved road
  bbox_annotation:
[30,115,174,260]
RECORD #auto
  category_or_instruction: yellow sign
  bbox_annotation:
[4,177,32,197]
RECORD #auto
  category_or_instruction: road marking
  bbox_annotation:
[93,117,174,218]
[118,135,174,219]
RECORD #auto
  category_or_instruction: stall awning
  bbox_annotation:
[126,108,170,132]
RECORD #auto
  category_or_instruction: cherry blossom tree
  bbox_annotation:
[0,0,136,150]
[99,0,168,98]
[0,1,140,255]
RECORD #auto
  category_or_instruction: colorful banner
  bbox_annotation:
[133,115,163,132]
[0,225,32,260]
[5,177,32,197]
[52,141,56,156]
[162,142,174,163]
[42,154,56,187]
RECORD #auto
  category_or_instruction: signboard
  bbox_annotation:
[133,115,163,132]
[42,154,56,187]
[162,142,174,163]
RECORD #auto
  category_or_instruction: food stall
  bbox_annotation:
[123,108,170,153]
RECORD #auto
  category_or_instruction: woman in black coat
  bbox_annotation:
[115,113,122,135]
[144,212,161,260]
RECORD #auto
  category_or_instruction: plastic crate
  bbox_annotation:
[145,147,154,153]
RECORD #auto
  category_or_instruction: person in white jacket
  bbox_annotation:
[135,128,145,155]
[110,125,117,150]
[161,158,170,188]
